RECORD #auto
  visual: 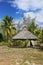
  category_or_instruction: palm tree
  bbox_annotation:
[2,15,15,41]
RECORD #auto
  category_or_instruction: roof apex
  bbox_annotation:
[23,27,28,31]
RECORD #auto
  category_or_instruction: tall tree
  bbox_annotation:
[28,18,38,33]
[22,16,31,28]
[2,15,15,41]
[17,21,22,32]
[22,16,38,32]
[38,30,43,43]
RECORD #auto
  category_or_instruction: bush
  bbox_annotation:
[0,40,13,47]
[24,40,29,47]
[7,40,13,47]
[16,40,23,47]
[16,40,29,47]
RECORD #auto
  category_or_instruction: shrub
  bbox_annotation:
[24,40,29,47]
[16,40,23,47]
[7,40,13,47]
[1,40,13,47]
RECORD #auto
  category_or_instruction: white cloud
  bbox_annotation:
[16,11,19,14]
[9,0,43,11]
[8,0,43,28]
[24,12,36,19]
[12,18,23,24]
[36,10,43,22]
[24,10,43,25]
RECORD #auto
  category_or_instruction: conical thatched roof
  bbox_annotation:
[13,28,37,40]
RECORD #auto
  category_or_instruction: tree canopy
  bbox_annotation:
[1,15,16,41]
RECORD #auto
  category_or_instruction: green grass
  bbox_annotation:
[0,45,43,65]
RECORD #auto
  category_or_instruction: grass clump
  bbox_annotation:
[0,40,13,47]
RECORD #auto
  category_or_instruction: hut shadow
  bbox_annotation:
[33,45,43,51]
[38,45,43,51]
[9,45,35,48]
[40,46,43,51]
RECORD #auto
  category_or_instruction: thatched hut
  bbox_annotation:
[13,28,37,47]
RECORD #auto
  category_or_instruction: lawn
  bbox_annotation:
[0,45,43,65]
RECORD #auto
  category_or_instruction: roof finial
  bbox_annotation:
[23,26,27,31]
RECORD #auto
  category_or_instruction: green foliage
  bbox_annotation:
[38,30,43,43]
[34,29,40,36]
[24,40,29,47]
[0,41,13,47]
[0,15,43,47]
[28,18,38,33]
[17,40,23,46]
[7,40,13,47]
[22,16,43,43]
[1,15,16,41]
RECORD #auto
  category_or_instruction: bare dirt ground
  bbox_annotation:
[0,45,43,65]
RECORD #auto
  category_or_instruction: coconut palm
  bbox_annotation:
[2,15,15,41]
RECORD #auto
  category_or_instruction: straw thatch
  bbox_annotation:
[13,28,37,40]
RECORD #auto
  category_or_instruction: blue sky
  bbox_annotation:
[0,0,43,29]
[0,0,23,20]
